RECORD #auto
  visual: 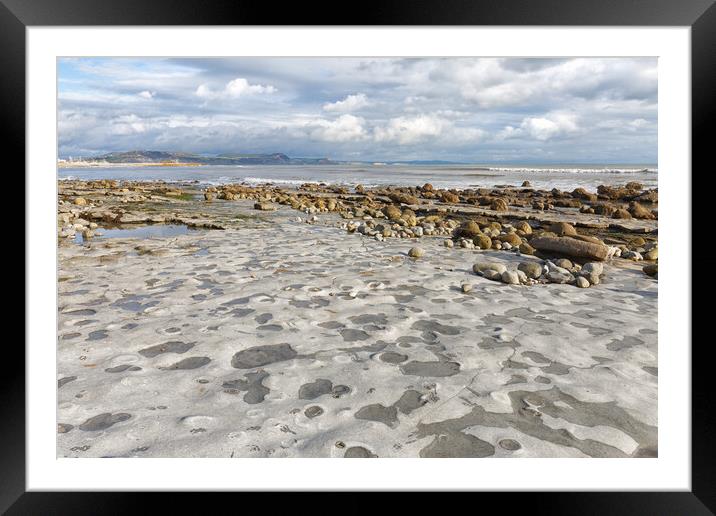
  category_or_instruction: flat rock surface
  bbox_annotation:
[57,207,657,458]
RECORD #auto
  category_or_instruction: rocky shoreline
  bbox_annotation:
[57,179,658,458]
[59,179,658,281]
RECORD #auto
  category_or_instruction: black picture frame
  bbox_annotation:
[6,0,712,512]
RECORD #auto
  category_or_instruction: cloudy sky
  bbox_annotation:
[58,57,657,163]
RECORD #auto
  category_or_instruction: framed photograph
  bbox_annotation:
[8,0,712,511]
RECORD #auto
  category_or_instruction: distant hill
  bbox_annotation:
[76,150,473,166]
[86,150,337,165]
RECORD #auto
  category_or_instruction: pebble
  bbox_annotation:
[408,247,424,258]
[518,261,542,279]
[473,262,507,275]
[630,236,646,247]
[546,261,571,275]
[501,271,520,285]
[474,235,492,250]
[254,202,277,211]
[643,263,658,277]
[516,270,528,283]
[483,270,502,281]
[546,271,573,284]
[580,271,601,285]
[549,221,577,236]
[581,262,604,276]
[518,242,535,255]
[554,258,573,270]
[575,276,590,288]
[444,239,454,248]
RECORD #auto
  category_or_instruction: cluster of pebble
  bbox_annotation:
[616,236,658,278]
[343,218,455,241]
[347,214,657,280]
[405,244,607,288]
[57,200,100,240]
[619,237,658,261]
[471,259,605,288]
[57,181,657,280]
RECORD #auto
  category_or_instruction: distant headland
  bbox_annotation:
[56,150,481,168]
[58,150,339,167]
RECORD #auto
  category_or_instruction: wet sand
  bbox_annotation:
[57,195,657,458]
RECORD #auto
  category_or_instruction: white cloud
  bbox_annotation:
[374,115,448,144]
[58,110,98,143]
[110,114,146,135]
[306,114,368,142]
[195,78,276,99]
[498,112,579,141]
[225,78,276,96]
[57,57,657,162]
[323,93,368,112]
[496,125,519,140]
[372,114,487,146]
[195,84,213,98]
[447,126,487,143]
[629,118,649,129]
[455,58,657,109]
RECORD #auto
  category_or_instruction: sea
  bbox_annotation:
[58,163,657,192]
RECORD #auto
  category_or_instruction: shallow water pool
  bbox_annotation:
[74,224,198,244]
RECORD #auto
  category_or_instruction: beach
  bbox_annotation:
[57,176,657,458]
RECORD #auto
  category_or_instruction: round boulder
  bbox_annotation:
[501,271,520,285]
[454,220,482,240]
[518,261,543,279]
[491,198,509,211]
[612,208,633,219]
[518,242,536,255]
[581,262,604,276]
[473,262,507,275]
[474,234,492,250]
[408,247,425,258]
[384,205,402,221]
[498,233,522,246]
[548,222,577,237]
[514,221,532,235]
[554,258,573,270]
[643,264,658,277]
[575,276,590,288]
[644,248,658,261]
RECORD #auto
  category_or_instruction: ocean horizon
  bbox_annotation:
[58,162,657,191]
